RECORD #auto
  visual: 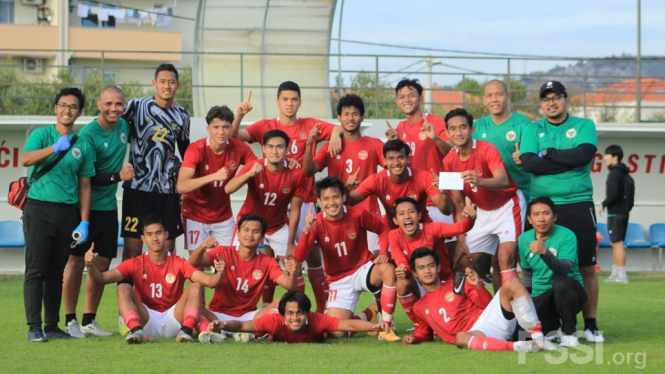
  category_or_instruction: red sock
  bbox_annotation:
[196,316,210,333]
[308,267,329,313]
[373,291,382,313]
[529,321,543,339]
[262,280,276,306]
[353,307,373,321]
[183,308,199,330]
[380,285,397,323]
[500,268,518,282]
[398,293,418,325]
[124,310,141,331]
[468,336,514,352]
[296,277,306,293]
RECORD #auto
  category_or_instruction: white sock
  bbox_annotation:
[617,266,627,278]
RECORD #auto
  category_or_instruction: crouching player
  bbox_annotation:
[214,291,390,343]
[402,248,555,352]
[293,177,400,341]
[85,215,225,344]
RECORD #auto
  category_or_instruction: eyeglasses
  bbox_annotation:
[540,95,564,104]
[57,102,80,112]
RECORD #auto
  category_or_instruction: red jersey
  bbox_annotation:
[245,117,335,202]
[355,167,441,229]
[181,138,257,223]
[253,311,340,343]
[411,281,492,344]
[294,205,389,282]
[206,246,284,317]
[389,219,475,281]
[396,114,450,206]
[235,159,308,235]
[313,136,385,217]
[442,139,518,211]
[115,253,198,312]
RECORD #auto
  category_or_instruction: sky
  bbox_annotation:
[328,0,665,87]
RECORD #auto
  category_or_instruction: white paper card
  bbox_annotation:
[438,172,464,190]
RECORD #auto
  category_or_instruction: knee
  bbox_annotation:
[117,283,133,298]
[497,249,516,270]
[68,256,86,272]
[455,333,469,349]
[395,278,409,295]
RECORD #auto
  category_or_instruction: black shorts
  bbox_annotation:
[121,188,183,239]
[71,210,119,258]
[554,201,597,267]
[608,214,629,243]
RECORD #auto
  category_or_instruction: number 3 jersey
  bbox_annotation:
[115,252,198,312]
[411,281,492,344]
[205,246,285,317]
[123,97,190,194]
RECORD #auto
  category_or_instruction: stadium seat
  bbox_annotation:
[0,221,26,272]
[596,223,611,248]
[624,223,651,248]
[649,223,665,272]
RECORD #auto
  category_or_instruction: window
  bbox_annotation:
[81,2,116,28]
[0,1,14,24]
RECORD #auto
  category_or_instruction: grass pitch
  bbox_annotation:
[0,272,663,373]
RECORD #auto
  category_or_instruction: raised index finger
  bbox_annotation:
[310,202,315,215]
[385,120,393,129]
[246,90,252,103]
[354,168,361,177]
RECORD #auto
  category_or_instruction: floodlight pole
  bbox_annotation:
[636,0,641,122]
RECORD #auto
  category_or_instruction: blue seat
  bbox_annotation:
[596,223,611,248]
[117,222,124,247]
[624,223,651,248]
[649,223,665,271]
[0,221,25,247]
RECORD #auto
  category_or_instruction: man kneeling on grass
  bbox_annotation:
[200,291,390,343]
[401,248,556,352]
[85,215,225,344]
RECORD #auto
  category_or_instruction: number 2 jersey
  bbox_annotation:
[115,252,198,312]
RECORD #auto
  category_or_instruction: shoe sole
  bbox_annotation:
[126,337,148,344]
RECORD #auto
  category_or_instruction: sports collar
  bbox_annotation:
[264,159,288,167]
[387,167,413,177]
[207,138,229,146]
[455,139,477,153]
[322,205,347,218]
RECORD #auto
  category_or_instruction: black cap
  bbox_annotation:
[539,81,567,99]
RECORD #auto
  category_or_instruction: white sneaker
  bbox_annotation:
[81,320,113,337]
[615,276,629,283]
[198,331,226,344]
[65,320,86,339]
[513,341,540,353]
[560,334,579,347]
[533,336,558,351]
[125,329,149,344]
[583,328,605,343]
[233,332,254,343]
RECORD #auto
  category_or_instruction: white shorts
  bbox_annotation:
[469,289,516,341]
[233,223,290,258]
[290,202,311,241]
[465,190,525,256]
[327,261,377,312]
[184,216,235,250]
[143,304,181,339]
[367,231,379,254]
[427,206,456,243]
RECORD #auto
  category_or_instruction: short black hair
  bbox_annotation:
[604,144,624,162]
[409,247,439,273]
[277,81,301,99]
[383,139,411,158]
[142,214,165,233]
[395,78,423,96]
[316,176,345,199]
[392,196,420,218]
[527,196,557,216]
[278,291,312,316]
[54,87,86,111]
[444,108,474,129]
[205,105,234,125]
[263,129,290,147]
[154,63,179,81]
[337,94,365,116]
[237,214,268,236]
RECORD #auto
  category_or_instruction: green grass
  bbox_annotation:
[1,272,663,373]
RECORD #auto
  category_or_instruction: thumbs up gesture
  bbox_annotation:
[512,143,522,165]
[213,254,226,274]
[85,244,98,266]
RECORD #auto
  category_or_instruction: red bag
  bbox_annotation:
[8,177,30,210]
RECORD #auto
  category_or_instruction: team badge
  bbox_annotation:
[418,132,427,140]
[475,169,482,176]
[549,248,557,256]
[170,121,178,130]
[566,129,577,138]
[325,237,330,243]
[228,162,237,171]
[506,131,516,141]
[283,187,291,194]
[408,194,417,200]
[348,231,356,239]
[71,148,81,159]
[358,150,368,160]
[386,195,391,201]
[120,133,127,143]
[482,133,487,138]
[445,292,455,302]
[165,273,176,284]
[259,184,265,189]
[299,132,307,139]
[252,270,263,280]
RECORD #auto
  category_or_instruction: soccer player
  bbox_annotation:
[121,63,190,259]
[293,177,400,341]
[519,197,587,347]
[231,82,341,312]
[21,87,94,342]
[402,248,551,352]
[303,94,385,255]
[85,215,226,343]
[188,214,300,340]
[389,197,477,326]
[206,291,390,343]
[442,108,526,294]
[177,105,257,249]
[474,80,532,201]
[520,81,603,343]
[63,86,134,338]
[347,139,450,230]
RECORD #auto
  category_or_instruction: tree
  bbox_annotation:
[331,71,402,119]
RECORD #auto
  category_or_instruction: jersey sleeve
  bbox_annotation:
[519,124,541,155]
[245,120,268,144]
[253,312,279,334]
[557,230,579,263]
[239,142,259,164]
[77,142,96,178]
[179,258,199,280]
[465,282,492,310]
[236,159,258,178]
[355,174,377,198]
[484,143,508,174]
[179,109,190,142]
[293,171,309,199]
[576,119,598,147]
[411,305,434,343]
[181,142,201,169]
[431,218,475,239]
[122,98,138,130]
[518,234,532,270]
[314,120,335,142]
[422,172,441,199]
[24,128,47,152]
[360,209,389,255]
[312,144,331,170]
[267,256,286,282]
[388,230,410,271]
[318,313,341,332]
[114,258,134,281]
[294,226,317,263]
[205,246,224,264]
